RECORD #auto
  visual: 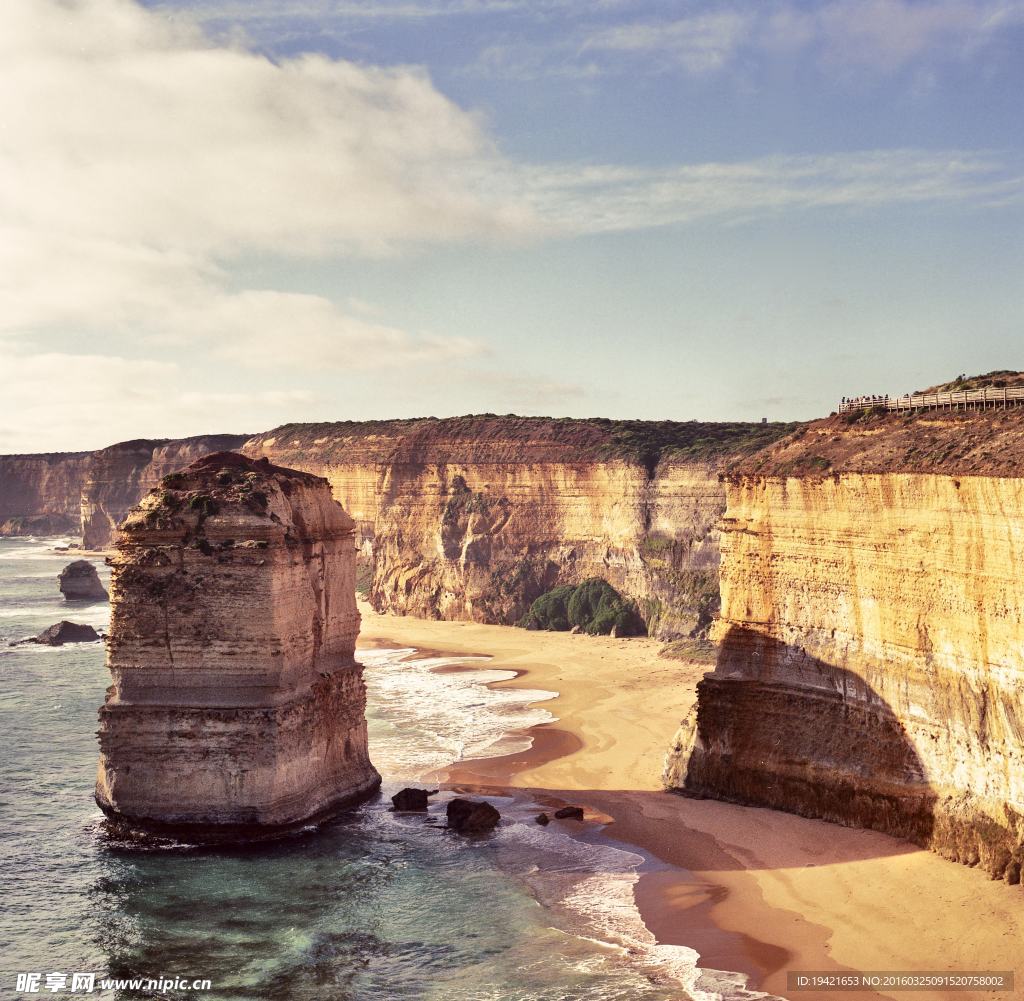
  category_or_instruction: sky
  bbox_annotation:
[1,0,1022,451]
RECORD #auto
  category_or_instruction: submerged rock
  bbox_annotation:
[535,812,550,826]
[12,621,100,646]
[446,798,501,833]
[553,806,584,821]
[391,788,438,811]
[58,560,107,602]
[94,451,381,838]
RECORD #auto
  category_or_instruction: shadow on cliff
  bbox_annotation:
[670,625,937,851]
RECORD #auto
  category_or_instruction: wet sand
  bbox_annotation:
[358,604,1021,1001]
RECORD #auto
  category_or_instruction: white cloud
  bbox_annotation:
[2,0,1021,453]
[0,1,531,257]
[0,353,179,452]
[584,11,752,75]
[0,0,535,374]
[576,0,1024,78]
[0,351,331,452]
[515,149,1024,234]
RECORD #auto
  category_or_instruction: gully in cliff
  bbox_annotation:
[95,452,381,839]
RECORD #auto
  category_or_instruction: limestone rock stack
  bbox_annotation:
[95,451,380,835]
[58,560,108,601]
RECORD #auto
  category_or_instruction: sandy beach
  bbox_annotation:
[358,603,1021,1001]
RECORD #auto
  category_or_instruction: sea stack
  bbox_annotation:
[95,452,380,836]
[58,560,108,601]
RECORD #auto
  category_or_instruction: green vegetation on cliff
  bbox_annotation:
[248,415,799,470]
[519,578,646,636]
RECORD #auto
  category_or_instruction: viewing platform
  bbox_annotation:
[840,385,1024,415]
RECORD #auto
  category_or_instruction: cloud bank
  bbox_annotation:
[2,0,1021,449]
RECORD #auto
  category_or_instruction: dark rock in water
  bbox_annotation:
[391,787,438,811]
[17,621,101,646]
[535,812,550,826]
[58,560,108,602]
[554,806,585,821]
[446,798,500,833]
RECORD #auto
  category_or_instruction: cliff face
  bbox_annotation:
[0,452,90,535]
[2,417,795,637]
[245,417,795,637]
[80,434,250,549]
[95,452,380,834]
[0,435,249,546]
[667,409,1024,883]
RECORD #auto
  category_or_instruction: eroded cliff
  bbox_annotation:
[666,408,1024,882]
[95,451,380,834]
[244,417,796,637]
[80,434,250,549]
[0,452,90,535]
[2,417,794,637]
[0,435,249,546]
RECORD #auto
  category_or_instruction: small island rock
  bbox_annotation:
[391,788,438,811]
[554,806,585,821]
[446,798,501,833]
[14,621,101,646]
[58,561,108,602]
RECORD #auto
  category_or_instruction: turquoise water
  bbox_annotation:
[0,537,748,1001]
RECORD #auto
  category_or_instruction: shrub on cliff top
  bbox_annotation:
[519,579,645,637]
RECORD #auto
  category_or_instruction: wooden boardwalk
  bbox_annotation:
[840,385,1024,414]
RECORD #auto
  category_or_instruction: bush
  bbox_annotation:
[519,578,645,636]
[518,585,576,631]
[568,578,645,636]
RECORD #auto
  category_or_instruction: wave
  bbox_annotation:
[358,647,557,782]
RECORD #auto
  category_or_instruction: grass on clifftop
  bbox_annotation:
[254,416,799,470]
[919,370,1024,394]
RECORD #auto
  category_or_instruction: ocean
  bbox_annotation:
[0,537,762,1001]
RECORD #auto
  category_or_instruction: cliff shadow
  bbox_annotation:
[670,625,938,850]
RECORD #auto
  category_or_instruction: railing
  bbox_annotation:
[839,385,1024,414]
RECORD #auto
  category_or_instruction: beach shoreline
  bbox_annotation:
[358,603,1022,1001]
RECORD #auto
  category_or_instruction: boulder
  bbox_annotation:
[554,806,585,821]
[535,812,550,826]
[391,787,438,811]
[15,621,101,646]
[446,798,501,833]
[58,560,108,602]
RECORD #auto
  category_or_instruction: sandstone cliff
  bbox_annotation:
[244,417,796,638]
[666,408,1024,883]
[0,451,91,535]
[0,435,249,546]
[1,417,794,637]
[80,434,250,549]
[95,451,380,835]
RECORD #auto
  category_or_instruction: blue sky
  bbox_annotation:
[1,0,1022,450]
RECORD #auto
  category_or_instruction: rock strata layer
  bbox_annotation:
[666,411,1024,882]
[95,451,380,835]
